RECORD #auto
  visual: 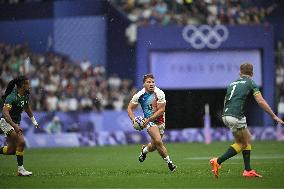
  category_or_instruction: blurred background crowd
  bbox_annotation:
[0,43,137,112]
[111,0,278,44]
[113,0,277,26]
[0,0,283,116]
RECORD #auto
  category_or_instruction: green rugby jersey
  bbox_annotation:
[223,76,260,119]
[4,90,30,124]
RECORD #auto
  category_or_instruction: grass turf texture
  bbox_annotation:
[0,141,284,188]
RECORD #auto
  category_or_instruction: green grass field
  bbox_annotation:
[1,141,284,188]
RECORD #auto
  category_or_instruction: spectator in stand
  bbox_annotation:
[45,116,62,134]
[0,43,136,112]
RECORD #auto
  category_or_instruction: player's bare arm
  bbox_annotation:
[127,102,138,124]
[143,102,165,126]
[254,92,284,125]
[2,104,21,133]
[24,105,34,118]
[24,105,39,128]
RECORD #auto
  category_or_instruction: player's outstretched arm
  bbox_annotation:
[127,102,138,124]
[254,93,284,125]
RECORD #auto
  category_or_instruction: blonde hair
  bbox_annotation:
[240,63,253,76]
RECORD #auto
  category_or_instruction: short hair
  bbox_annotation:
[143,73,154,83]
[240,63,253,76]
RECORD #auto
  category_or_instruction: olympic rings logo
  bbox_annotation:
[182,25,229,49]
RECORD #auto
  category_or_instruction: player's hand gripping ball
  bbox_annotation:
[133,116,145,131]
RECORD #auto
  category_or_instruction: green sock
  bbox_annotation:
[242,150,251,171]
[16,155,24,166]
[217,146,238,164]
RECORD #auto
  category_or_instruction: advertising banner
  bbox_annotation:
[150,50,262,89]
[1,111,283,148]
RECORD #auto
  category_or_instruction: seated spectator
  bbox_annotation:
[45,116,62,134]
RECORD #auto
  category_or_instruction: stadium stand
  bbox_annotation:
[111,0,277,26]
[0,0,284,116]
[0,43,137,112]
[0,0,283,114]
[110,0,278,45]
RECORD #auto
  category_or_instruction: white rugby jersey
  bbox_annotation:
[130,87,166,124]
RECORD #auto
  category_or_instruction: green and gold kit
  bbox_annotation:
[3,90,29,124]
[223,76,260,119]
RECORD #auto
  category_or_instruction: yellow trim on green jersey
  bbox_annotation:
[4,104,12,109]
[253,91,260,96]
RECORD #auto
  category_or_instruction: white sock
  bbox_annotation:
[142,146,149,154]
[18,165,24,170]
[163,156,172,164]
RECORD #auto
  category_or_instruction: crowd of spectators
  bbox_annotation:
[0,1,282,112]
[1,41,283,113]
[114,0,277,26]
[111,0,278,43]
[0,0,279,27]
[0,43,137,112]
